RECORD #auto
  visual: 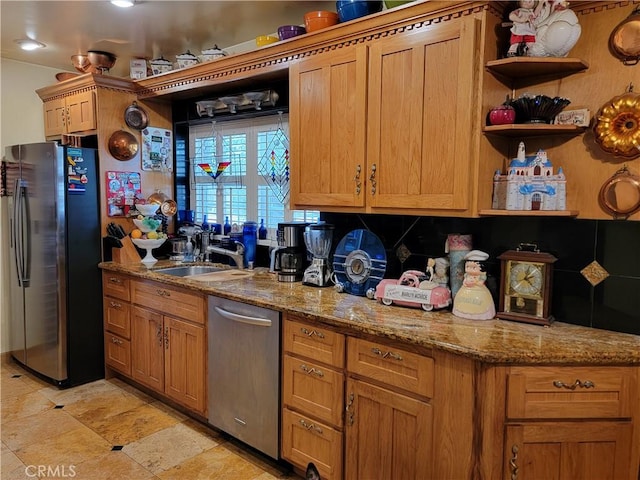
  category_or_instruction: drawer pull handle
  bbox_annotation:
[510,444,519,480]
[300,364,324,377]
[109,301,122,308]
[553,379,595,390]
[164,326,169,349]
[371,347,403,361]
[111,337,123,345]
[346,392,355,426]
[156,289,171,297]
[299,419,323,435]
[300,327,325,339]
[108,277,122,284]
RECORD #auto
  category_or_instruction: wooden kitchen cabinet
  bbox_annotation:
[366,16,478,212]
[345,337,434,480]
[289,45,367,210]
[128,279,206,414]
[281,315,346,480]
[102,272,131,376]
[290,15,480,214]
[43,90,96,138]
[498,365,640,480]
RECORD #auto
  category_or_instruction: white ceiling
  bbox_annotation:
[0,0,335,78]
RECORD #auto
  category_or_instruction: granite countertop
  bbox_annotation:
[100,260,640,366]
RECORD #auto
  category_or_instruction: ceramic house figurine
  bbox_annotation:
[452,250,496,320]
[492,142,567,211]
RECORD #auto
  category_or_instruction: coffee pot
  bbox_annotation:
[270,222,308,282]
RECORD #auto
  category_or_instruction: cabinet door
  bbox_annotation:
[164,316,206,414]
[504,422,634,480]
[290,44,367,209]
[66,91,96,133]
[131,306,164,391]
[367,16,478,211]
[43,98,66,137]
[345,378,432,480]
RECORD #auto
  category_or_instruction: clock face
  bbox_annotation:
[508,261,543,297]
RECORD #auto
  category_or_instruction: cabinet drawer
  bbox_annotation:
[102,272,130,301]
[282,408,343,480]
[283,354,344,427]
[103,296,130,339]
[105,332,131,376]
[284,317,345,368]
[131,280,205,324]
[347,337,434,399]
[506,366,637,419]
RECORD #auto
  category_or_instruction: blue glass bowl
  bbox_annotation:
[336,0,383,23]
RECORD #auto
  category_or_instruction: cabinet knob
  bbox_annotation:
[108,277,122,284]
[109,301,122,309]
[156,289,170,297]
[110,336,123,345]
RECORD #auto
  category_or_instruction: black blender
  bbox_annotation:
[303,223,334,287]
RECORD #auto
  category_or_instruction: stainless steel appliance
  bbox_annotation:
[208,296,280,459]
[270,222,308,282]
[3,142,103,386]
[303,222,335,287]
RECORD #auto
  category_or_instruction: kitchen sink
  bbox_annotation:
[154,265,229,277]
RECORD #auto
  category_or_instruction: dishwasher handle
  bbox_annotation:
[213,306,273,327]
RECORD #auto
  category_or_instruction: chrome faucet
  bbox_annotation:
[206,242,246,269]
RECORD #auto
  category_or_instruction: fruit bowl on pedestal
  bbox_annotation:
[131,238,166,264]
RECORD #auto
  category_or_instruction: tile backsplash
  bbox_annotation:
[321,213,640,336]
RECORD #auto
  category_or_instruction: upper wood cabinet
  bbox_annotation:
[290,15,480,215]
[43,90,96,138]
[290,45,368,210]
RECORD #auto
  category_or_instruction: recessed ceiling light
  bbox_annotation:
[110,0,134,7]
[14,39,46,51]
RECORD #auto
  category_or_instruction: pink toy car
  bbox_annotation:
[372,270,452,311]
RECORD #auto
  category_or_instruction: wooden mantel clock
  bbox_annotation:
[497,244,557,326]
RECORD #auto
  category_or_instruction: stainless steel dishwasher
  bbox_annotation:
[207,296,280,459]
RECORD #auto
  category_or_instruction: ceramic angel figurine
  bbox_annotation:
[452,250,496,320]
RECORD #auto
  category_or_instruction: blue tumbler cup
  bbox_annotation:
[242,221,257,268]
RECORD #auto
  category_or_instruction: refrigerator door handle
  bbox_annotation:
[22,180,31,287]
[12,178,23,287]
[12,178,30,287]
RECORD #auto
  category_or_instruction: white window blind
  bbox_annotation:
[189,115,318,239]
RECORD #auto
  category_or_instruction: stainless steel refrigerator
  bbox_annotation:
[3,142,104,387]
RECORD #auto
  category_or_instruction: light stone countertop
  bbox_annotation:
[100,260,640,366]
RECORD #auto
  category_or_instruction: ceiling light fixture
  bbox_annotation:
[14,39,46,51]
[110,0,135,7]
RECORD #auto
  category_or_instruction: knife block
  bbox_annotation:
[112,236,141,264]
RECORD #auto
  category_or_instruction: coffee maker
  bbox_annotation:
[270,222,308,282]
[303,223,334,287]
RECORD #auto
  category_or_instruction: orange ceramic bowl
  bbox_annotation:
[304,10,339,32]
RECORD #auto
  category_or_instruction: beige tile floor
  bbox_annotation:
[1,358,301,480]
